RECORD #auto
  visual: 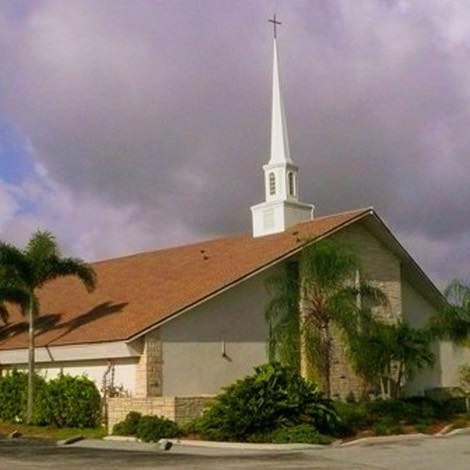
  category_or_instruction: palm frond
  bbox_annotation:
[444,279,470,309]
[26,231,60,260]
[0,283,31,317]
[38,256,97,292]
[300,240,359,291]
[428,305,470,344]
[0,242,31,283]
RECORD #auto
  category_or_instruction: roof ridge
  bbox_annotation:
[295,206,374,225]
[90,207,372,267]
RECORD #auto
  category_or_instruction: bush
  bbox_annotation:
[36,374,101,428]
[334,396,465,436]
[364,398,447,425]
[195,363,338,441]
[334,401,372,436]
[112,412,142,436]
[0,370,45,423]
[271,424,333,445]
[372,417,403,436]
[136,416,181,442]
[414,423,430,433]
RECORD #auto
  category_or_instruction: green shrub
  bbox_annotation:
[271,424,333,445]
[136,416,181,442]
[37,374,101,428]
[0,370,45,423]
[334,401,373,436]
[112,412,142,436]
[180,418,199,436]
[414,423,429,433]
[195,363,338,441]
[372,417,403,436]
[365,400,409,422]
[445,398,467,415]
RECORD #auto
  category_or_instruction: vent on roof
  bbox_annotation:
[292,230,301,243]
[200,249,209,260]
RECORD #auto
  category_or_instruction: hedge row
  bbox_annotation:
[0,370,101,428]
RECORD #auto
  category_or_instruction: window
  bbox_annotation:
[288,172,295,196]
[269,172,276,195]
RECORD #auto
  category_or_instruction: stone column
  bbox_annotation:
[135,330,162,397]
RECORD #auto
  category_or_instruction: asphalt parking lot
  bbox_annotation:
[0,435,469,469]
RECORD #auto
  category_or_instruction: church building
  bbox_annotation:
[0,24,468,429]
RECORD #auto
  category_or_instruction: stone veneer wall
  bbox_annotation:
[135,330,162,398]
[107,396,213,430]
[328,222,402,399]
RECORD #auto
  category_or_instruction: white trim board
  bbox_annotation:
[0,340,142,365]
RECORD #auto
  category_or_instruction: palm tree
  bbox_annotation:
[344,312,434,399]
[428,279,470,345]
[0,231,97,423]
[389,321,434,398]
[266,239,386,397]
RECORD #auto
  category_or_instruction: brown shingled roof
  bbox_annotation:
[0,208,371,350]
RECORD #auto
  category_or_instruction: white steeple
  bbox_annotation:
[270,36,292,165]
[250,16,314,238]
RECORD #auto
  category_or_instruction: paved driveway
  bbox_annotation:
[0,435,469,469]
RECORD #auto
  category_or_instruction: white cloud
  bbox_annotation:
[0,153,192,260]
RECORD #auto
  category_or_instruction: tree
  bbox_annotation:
[391,322,435,395]
[429,279,470,345]
[266,239,385,397]
[341,308,392,398]
[0,231,96,423]
[345,312,435,399]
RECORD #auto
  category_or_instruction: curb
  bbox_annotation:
[339,426,470,447]
[103,436,139,443]
[161,438,326,451]
[57,435,84,446]
[339,433,430,447]
[443,427,470,437]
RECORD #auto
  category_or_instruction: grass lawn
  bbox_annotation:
[0,421,106,441]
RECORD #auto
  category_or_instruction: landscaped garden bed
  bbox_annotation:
[110,363,470,445]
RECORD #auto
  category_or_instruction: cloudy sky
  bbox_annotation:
[1,0,470,286]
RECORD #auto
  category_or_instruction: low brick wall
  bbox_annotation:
[107,396,213,431]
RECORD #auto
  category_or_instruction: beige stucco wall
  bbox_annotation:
[4,358,138,396]
[440,342,470,388]
[159,268,273,396]
[402,278,470,393]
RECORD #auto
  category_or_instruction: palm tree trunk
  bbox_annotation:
[380,377,386,400]
[299,279,309,379]
[324,325,332,398]
[26,299,35,424]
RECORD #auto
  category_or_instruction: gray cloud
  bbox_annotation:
[1,0,470,285]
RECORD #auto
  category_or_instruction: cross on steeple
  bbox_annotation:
[268,14,282,39]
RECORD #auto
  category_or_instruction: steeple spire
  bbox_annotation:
[270,32,292,164]
[250,15,314,238]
